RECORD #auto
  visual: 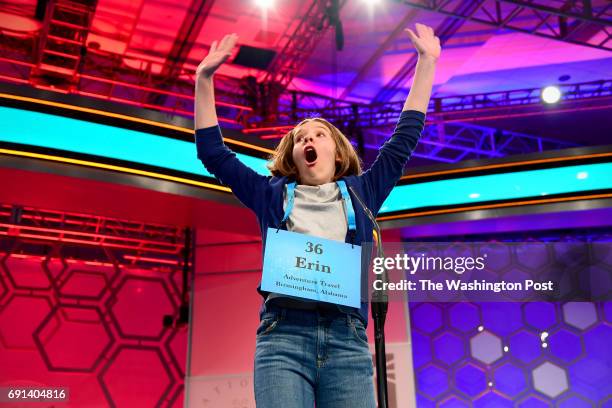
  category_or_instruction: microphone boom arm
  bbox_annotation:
[348,185,390,408]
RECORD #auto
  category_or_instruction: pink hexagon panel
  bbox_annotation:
[0,240,187,407]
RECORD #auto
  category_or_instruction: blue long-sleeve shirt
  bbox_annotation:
[195,109,426,326]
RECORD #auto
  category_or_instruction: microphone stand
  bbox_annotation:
[348,186,389,408]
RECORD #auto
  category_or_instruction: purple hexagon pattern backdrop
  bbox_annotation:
[408,233,612,407]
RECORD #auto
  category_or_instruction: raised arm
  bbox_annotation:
[194,33,269,213]
[402,23,439,114]
[195,33,237,129]
[360,23,440,214]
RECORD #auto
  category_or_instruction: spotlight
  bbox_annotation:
[541,86,561,104]
[255,0,274,8]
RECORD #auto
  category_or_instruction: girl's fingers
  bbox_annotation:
[218,34,230,51]
[415,23,428,38]
[412,23,435,39]
[210,40,218,53]
[226,34,238,51]
[221,34,230,51]
[404,28,417,42]
[220,33,238,52]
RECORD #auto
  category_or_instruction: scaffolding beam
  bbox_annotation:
[400,0,612,51]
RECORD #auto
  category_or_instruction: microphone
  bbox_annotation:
[348,185,390,408]
[347,186,389,305]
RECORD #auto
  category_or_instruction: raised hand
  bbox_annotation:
[196,33,239,80]
[405,23,441,61]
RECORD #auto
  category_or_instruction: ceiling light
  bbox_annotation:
[255,0,274,9]
[541,86,561,104]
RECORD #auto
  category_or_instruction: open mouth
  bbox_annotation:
[304,146,318,165]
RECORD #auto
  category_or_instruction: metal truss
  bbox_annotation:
[0,0,347,122]
[400,0,612,51]
[0,0,250,123]
[248,79,611,135]
[366,121,579,163]
[0,0,605,164]
[0,23,603,163]
[338,6,420,100]
[262,0,348,91]
[151,0,214,107]
[374,2,479,103]
[159,0,213,80]
[32,0,97,88]
[422,79,612,123]
[0,30,253,127]
[0,1,608,133]
[0,204,186,268]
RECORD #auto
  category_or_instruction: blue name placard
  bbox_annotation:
[261,228,362,308]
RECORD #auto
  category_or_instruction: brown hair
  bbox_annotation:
[267,117,362,181]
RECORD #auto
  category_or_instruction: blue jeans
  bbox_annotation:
[254,305,376,408]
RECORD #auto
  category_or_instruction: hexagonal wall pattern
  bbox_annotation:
[558,395,595,408]
[433,332,465,366]
[410,298,610,406]
[439,396,470,408]
[470,330,502,364]
[570,356,611,401]
[0,294,52,349]
[481,302,522,336]
[99,346,174,407]
[0,242,187,407]
[34,305,113,372]
[532,362,569,398]
[563,302,598,330]
[449,303,480,333]
[494,363,528,398]
[58,268,109,300]
[455,364,487,397]
[411,330,432,369]
[523,302,557,330]
[416,365,449,399]
[412,303,443,334]
[409,235,612,408]
[549,329,582,363]
[108,276,176,339]
[2,254,51,289]
[474,392,513,408]
[517,395,550,408]
[508,330,542,363]
[0,272,7,304]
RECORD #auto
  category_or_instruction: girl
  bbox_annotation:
[195,23,440,408]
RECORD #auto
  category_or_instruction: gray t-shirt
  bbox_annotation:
[265,182,348,304]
